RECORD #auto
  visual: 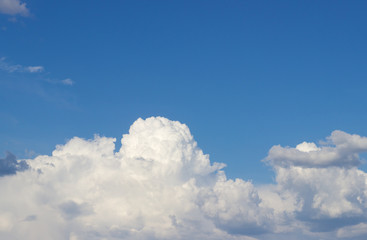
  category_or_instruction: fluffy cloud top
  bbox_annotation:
[264,130,367,235]
[1,117,367,239]
[0,0,29,16]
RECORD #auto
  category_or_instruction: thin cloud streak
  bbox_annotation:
[0,57,74,86]
[26,66,44,73]
[61,78,74,86]
[0,57,43,74]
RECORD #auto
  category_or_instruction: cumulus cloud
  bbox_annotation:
[274,166,367,230]
[0,0,29,16]
[0,117,267,240]
[337,223,367,239]
[264,130,367,237]
[265,130,367,168]
[1,117,367,239]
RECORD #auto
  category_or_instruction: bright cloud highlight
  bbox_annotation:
[1,117,367,239]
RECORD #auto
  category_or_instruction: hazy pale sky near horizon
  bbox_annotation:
[1,1,367,239]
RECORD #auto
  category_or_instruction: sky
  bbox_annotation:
[1,1,367,239]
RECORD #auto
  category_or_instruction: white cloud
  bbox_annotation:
[296,142,320,153]
[0,57,43,74]
[199,176,275,235]
[264,130,367,168]
[0,57,74,86]
[61,78,74,86]
[0,57,21,72]
[275,166,367,220]
[1,117,367,239]
[0,117,267,240]
[263,130,367,237]
[337,223,367,238]
[26,66,44,73]
[0,0,29,16]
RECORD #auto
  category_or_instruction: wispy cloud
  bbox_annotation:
[0,57,74,86]
[0,0,30,17]
[0,57,42,73]
[61,78,74,86]
[26,66,44,73]
[0,57,21,72]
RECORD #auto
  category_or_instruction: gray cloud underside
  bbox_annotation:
[0,151,29,176]
[1,117,367,240]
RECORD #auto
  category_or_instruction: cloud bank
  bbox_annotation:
[1,117,367,239]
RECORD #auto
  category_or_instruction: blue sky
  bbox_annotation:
[2,1,367,239]
[1,1,367,182]
[2,1,367,183]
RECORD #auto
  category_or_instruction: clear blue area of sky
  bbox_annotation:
[1,0,367,183]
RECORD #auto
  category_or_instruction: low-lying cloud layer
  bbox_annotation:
[1,117,367,239]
